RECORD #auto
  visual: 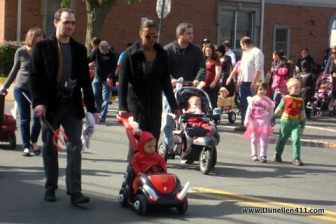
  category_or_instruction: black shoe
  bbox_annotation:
[234,125,246,132]
[71,193,90,206]
[274,154,282,162]
[44,190,56,202]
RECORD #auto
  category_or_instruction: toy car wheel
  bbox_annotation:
[9,133,16,149]
[158,141,168,161]
[199,147,212,175]
[133,194,147,215]
[228,111,236,124]
[118,188,128,208]
[211,147,217,168]
[176,199,188,214]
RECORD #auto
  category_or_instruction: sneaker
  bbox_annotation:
[261,156,267,163]
[22,148,31,157]
[234,125,246,132]
[292,160,303,166]
[274,154,282,162]
[252,155,258,161]
[44,190,56,202]
[71,193,90,206]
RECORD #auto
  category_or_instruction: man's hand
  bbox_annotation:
[118,110,130,118]
[34,105,46,118]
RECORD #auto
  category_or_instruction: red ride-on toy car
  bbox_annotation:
[117,115,190,215]
[0,93,17,149]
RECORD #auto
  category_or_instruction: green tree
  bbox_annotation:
[83,0,141,52]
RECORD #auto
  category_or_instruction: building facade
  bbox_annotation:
[0,0,336,67]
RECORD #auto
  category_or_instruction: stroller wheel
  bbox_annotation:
[9,133,16,149]
[228,111,236,124]
[199,147,212,175]
[158,141,168,161]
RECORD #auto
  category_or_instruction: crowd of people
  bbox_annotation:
[2,6,336,206]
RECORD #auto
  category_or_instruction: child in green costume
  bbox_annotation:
[272,78,306,166]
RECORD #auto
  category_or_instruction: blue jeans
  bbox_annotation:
[13,87,41,149]
[238,82,253,125]
[273,89,282,109]
[161,94,175,150]
[92,76,111,119]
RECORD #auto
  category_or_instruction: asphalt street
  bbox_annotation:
[1,94,336,224]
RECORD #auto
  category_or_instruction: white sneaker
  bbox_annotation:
[23,148,30,156]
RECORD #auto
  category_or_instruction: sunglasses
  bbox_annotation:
[144,34,159,40]
[332,52,336,55]
[61,20,76,25]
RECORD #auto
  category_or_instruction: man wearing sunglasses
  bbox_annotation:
[30,8,99,206]
[161,22,206,157]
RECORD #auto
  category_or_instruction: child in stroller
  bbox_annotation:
[159,87,219,175]
[308,71,333,116]
[117,115,189,215]
[183,96,216,137]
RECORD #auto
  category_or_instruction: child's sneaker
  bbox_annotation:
[292,160,303,166]
[261,156,267,163]
[251,155,258,161]
[274,154,282,162]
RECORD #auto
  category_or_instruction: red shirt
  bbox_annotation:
[204,59,221,87]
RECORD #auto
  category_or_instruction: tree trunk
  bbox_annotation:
[84,0,116,53]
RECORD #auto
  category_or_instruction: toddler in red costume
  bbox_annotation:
[131,131,167,192]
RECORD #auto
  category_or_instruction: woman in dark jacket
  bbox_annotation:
[118,19,180,143]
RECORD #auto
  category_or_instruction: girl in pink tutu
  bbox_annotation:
[243,80,274,162]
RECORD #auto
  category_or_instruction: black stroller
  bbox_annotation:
[158,87,220,175]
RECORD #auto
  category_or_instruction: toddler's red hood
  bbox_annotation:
[138,131,155,152]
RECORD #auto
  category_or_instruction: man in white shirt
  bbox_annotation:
[235,37,264,131]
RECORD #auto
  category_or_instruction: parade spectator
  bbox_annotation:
[272,78,306,166]
[296,47,316,74]
[226,60,242,113]
[198,44,222,108]
[216,45,235,96]
[270,50,290,108]
[296,61,314,118]
[0,27,44,156]
[88,40,117,123]
[30,8,99,205]
[162,22,205,154]
[115,42,132,76]
[222,40,236,66]
[325,46,336,97]
[235,37,264,132]
[202,38,210,48]
[243,80,274,163]
[118,19,179,146]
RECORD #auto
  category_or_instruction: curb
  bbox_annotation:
[269,137,336,149]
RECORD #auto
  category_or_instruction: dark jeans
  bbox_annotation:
[238,82,253,125]
[13,87,41,149]
[204,85,220,109]
[42,102,82,195]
